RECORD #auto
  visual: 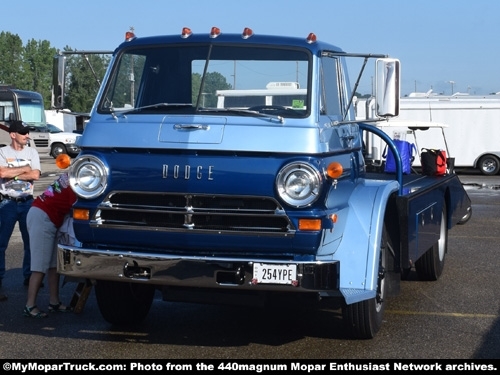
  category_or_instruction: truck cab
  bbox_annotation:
[55,28,471,339]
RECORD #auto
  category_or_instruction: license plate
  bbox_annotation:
[253,263,297,285]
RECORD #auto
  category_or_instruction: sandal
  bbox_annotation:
[24,305,48,318]
[48,302,73,313]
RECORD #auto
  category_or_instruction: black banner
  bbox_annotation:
[1,360,498,374]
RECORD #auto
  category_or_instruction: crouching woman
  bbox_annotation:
[24,156,77,318]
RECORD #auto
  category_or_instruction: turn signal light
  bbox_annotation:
[326,162,343,178]
[55,154,71,169]
[298,218,322,231]
[73,208,90,221]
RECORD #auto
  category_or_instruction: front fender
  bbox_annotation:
[327,178,398,304]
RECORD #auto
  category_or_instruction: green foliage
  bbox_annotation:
[0,32,28,88]
[24,39,57,108]
[63,49,110,113]
[0,32,57,108]
[108,54,145,108]
[0,32,109,112]
[192,71,232,107]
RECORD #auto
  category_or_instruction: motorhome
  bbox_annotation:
[0,86,50,154]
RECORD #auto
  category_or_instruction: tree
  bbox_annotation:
[63,50,111,113]
[0,32,110,111]
[0,31,27,88]
[0,32,58,108]
[24,39,57,108]
[192,71,232,107]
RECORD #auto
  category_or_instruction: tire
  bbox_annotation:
[458,206,472,225]
[478,155,500,175]
[342,225,390,339]
[51,143,67,158]
[415,203,448,281]
[95,280,155,326]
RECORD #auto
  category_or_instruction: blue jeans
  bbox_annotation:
[0,198,33,281]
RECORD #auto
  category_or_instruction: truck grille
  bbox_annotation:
[33,138,49,147]
[94,192,294,235]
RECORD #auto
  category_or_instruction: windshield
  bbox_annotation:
[47,124,63,133]
[100,44,310,118]
[18,98,46,126]
[0,97,46,127]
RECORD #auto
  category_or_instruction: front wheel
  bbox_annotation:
[415,203,448,281]
[458,206,472,225]
[51,143,67,158]
[95,280,155,326]
[342,225,390,339]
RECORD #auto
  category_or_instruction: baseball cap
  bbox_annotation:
[8,120,30,134]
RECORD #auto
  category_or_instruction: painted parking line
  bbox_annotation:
[387,310,497,319]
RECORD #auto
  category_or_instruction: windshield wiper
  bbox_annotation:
[197,108,284,123]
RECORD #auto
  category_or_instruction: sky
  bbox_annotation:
[2,0,499,97]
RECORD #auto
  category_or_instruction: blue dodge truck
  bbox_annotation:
[55,27,471,339]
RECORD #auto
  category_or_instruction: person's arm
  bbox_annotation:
[14,166,40,181]
[27,149,42,181]
[0,165,34,179]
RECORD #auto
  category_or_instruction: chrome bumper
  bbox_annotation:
[57,244,339,292]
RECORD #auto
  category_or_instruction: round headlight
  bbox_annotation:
[69,155,108,199]
[276,162,321,207]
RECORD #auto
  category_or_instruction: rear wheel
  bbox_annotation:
[478,155,500,175]
[415,203,448,281]
[343,225,390,339]
[95,280,155,326]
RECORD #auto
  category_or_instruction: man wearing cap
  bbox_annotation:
[0,120,41,301]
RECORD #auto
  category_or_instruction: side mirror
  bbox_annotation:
[375,58,400,117]
[52,53,67,109]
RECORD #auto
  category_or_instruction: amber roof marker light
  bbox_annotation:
[125,31,136,41]
[242,27,254,39]
[306,33,317,44]
[181,27,192,38]
[210,27,221,38]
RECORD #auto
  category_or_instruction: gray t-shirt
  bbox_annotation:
[0,145,41,198]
